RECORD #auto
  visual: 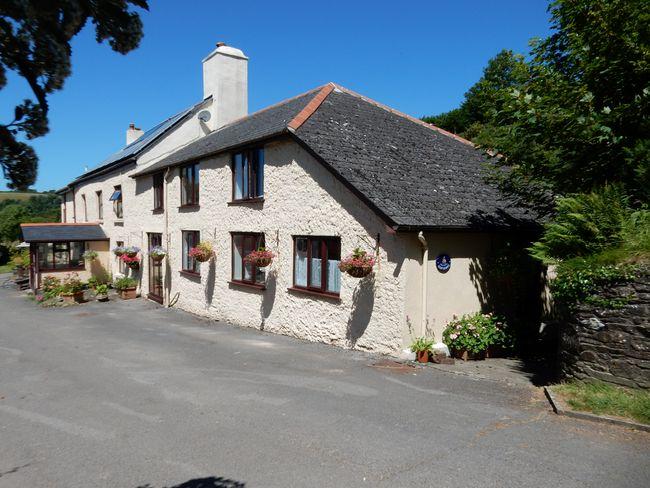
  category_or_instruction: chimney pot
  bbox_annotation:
[216,42,226,47]
[126,123,145,145]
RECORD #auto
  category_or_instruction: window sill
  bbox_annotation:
[40,267,86,273]
[228,280,266,291]
[287,287,341,301]
[179,270,201,279]
[178,204,200,211]
[152,208,164,214]
[227,197,264,206]
[114,219,124,226]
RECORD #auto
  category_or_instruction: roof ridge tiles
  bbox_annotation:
[287,83,335,131]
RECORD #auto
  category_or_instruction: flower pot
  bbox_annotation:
[452,349,486,361]
[151,254,165,263]
[193,251,212,263]
[125,251,138,258]
[119,287,137,300]
[114,251,125,257]
[346,266,373,278]
[416,350,430,363]
[61,291,84,304]
[96,294,109,302]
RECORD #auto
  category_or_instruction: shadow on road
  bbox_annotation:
[137,476,245,488]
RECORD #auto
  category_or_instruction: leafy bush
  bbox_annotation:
[41,276,60,292]
[60,273,84,295]
[113,276,137,290]
[530,186,631,264]
[82,250,98,261]
[95,284,109,296]
[410,337,434,353]
[443,312,512,354]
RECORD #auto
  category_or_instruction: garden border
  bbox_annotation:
[543,386,650,432]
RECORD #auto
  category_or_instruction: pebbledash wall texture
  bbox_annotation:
[559,271,650,389]
[151,139,408,354]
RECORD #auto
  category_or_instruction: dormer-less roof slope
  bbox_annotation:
[135,83,535,230]
[57,97,210,192]
[21,223,108,242]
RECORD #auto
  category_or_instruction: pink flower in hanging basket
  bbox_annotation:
[243,248,275,267]
[338,247,375,278]
[189,242,214,262]
[120,254,140,269]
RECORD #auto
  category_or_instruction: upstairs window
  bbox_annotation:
[232,148,264,201]
[110,185,123,219]
[81,194,87,222]
[180,163,199,206]
[182,230,200,274]
[231,233,265,285]
[293,236,341,296]
[96,190,103,220]
[153,172,164,210]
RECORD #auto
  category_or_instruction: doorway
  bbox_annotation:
[148,233,163,303]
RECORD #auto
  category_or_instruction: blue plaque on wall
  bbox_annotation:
[435,254,451,273]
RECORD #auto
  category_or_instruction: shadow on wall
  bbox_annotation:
[346,274,376,347]
[205,258,216,307]
[468,236,550,360]
[260,269,277,331]
[136,476,245,488]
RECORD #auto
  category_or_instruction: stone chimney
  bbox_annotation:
[202,42,248,129]
[126,123,144,145]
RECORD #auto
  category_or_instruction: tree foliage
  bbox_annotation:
[0,0,149,190]
[0,192,60,243]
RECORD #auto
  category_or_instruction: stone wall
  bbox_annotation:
[559,272,650,389]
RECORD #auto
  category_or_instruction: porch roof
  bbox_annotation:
[20,223,108,243]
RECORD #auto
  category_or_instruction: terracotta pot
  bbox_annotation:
[61,291,84,304]
[452,349,486,361]
[416,350,430,363]
[346,266,373,278]
[96,294,109,302]
[119,287,137,300]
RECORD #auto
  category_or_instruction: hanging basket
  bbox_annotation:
[151,254,165,263]
[193,250,213,263]
[252,257,273,268]
[346,266,373,278]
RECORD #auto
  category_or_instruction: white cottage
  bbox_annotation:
[25,43,540,355]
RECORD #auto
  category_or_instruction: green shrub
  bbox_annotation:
[530,186,631,264]
[59,273,84,295]
[95,284,109,295]
[443,312,512,354]
[113,276,137,290]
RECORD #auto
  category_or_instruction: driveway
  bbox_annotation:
[0,285,648,488]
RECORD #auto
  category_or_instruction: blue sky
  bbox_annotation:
[0,0,551,191]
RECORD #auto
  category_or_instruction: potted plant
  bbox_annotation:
[410,337,435,363]
[189,241,214,263]
[59,272,85,304]
[82,250,98,262]
[149,245,167,262]
[244,247,275,268]
[124,246,140,258]
[95,283,109,302]
[120,254,140,270]
[338,247,376,278]
[442,312,510,361]
[112,245,126,257]
[114,276,137,299]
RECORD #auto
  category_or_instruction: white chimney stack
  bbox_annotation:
[126,123,144,145]
[202,42,248,129]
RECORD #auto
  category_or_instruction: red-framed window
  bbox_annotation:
[232,148,264,201]
[153,172,164,210]
[37,242,85,270]
[180,163,199,206]
[231,232,265,285]
[182,230,200,274]
[293,236,341,296]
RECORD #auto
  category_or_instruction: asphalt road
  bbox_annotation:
[0,284,648,487]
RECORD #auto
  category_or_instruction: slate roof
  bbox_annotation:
[60,97,210,189]
[132,83,536,230]
[21,223,108,242]
[132,87,322,177]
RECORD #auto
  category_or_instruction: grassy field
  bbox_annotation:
[0,191,44,202]
[554,380,650,424]
[0,263,14,274]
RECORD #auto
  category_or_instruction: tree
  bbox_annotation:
[0,0,149,190]
[475,0,650,212]
[422,50,530,139]
[0,192,61,243]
